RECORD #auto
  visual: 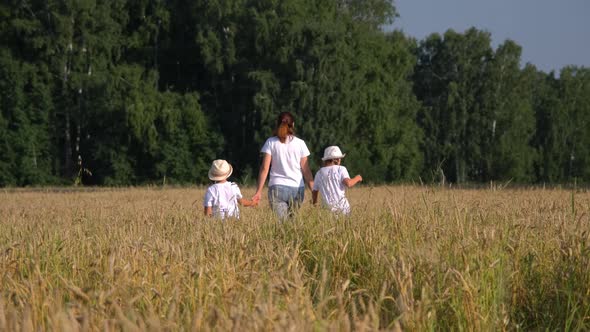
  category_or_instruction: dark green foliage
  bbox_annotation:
[0,0,220,186]
[414,28,497,183]
[479,41,536,182]
[168,0,420,182]
[0,0,588,186]
[0,49,55,186]
[533,67,590,182]
[412,28,588,184]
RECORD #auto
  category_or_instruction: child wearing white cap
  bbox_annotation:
[204,159,257,219]
[312,146,362,215]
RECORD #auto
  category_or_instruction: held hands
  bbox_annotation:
[241,198,259,207]
[252,192,261,204]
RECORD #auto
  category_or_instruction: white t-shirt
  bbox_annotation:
[313,165,351,214]
[260,136,310,188]
[203,182,243,219]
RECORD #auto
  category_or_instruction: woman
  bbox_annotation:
[252,112,314,219]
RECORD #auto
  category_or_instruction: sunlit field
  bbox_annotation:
[1,185,589,331]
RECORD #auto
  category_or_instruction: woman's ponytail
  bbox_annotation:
[274,112,295,143]
[277,122,289,143]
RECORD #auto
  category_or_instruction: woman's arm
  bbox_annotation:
[300,156,314,191]
[253,153,271,202]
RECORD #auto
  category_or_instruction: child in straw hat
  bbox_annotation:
[204,159,257,219]
[312,146,362,216]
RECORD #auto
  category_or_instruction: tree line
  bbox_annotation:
[1,0,588,186]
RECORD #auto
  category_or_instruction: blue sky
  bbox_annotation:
[390,0,589,73]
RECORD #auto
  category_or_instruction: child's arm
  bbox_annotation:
[204,206,213,217]
[312,190,319,205]
[343,175,362,188]
[238,198,258,207]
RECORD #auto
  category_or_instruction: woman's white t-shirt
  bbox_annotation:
[203,182,243,219]
[260,136,310,188]
[313,165,351,214]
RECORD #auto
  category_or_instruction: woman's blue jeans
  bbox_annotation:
[268,185,304,220]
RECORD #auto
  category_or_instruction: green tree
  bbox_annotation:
[414,28,500,183]
[172,0,420,182]
[479,41,536,182]
[0,48,55,186]
[82,64,221,185]
[1,0,132,182]
[532,71,562,182]
[533,67,590,182]
[557,67,590,181]
[0,0,220,186]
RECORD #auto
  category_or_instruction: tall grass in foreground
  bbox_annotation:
[1,186,589,331]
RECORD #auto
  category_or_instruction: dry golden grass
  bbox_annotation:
[1,185,589,331]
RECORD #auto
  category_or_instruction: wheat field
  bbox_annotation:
[1,185,589,331]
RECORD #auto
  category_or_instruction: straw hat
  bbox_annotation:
[321,146,346,161]
[208,159,233,181]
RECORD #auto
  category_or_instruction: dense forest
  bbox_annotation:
[1,0,589,186]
